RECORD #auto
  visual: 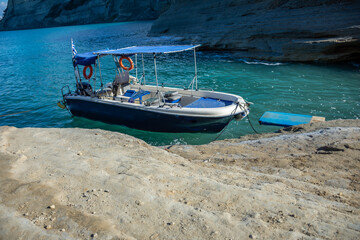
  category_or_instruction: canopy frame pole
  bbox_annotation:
[142,54,146,85]
[93,61,97,93]
[76,65,84,89]
[113,55,121,75]
[73,66,80,88]
[97,55,103,90]
[135,54,138,82]
[153,53,162,104]
[194,48,198,90]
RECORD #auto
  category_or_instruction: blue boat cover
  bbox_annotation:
[259,111,312,127]
[184,98,233,108]
[73,51,98,66]
[94,45,200,56]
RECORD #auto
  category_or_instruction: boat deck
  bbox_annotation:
[95,83,237,109]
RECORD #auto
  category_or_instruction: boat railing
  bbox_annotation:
[61,85,71,98]
[198,87,214,91]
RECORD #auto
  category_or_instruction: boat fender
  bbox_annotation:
[119,56,134,71]
[57,101,66,109]
[83,65,93,79]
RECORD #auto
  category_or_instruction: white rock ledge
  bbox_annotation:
[0,119,359,239]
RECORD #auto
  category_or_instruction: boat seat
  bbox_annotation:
[114,71,130,85]
[123,89,136,97]
[144,97,160,106]
[128,90,151,104]
[165,94,181,103]
[97,88,112,97]
[113,71,130,96]
[164,91,178,98]
[164,91,181,103]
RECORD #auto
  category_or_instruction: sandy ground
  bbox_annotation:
[0,119,359,240]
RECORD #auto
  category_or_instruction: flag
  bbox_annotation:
[71,39,77,66]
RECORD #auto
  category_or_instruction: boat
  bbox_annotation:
[59,43,251,133]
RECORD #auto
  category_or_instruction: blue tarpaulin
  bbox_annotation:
[73,45,200,66]
[73,51,98,66]
[94,45,200,56]
[184,98,233,108]
[259,111,313,127]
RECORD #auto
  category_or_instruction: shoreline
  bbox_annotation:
[0,119,359,239]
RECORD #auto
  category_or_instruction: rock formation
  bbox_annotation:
[150,0,360,62]
[0,119,359,239]
[0,0,171,30]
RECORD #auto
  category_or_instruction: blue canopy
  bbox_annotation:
[73,45,200,66]
[73,51,97,66]
[94,45,200,56]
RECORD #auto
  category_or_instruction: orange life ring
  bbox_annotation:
[119,56,134,71]
[83,65,93,79]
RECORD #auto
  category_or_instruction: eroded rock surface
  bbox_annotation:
[0,0,171,30]
[150,0,360,62]
[0,119,359,239]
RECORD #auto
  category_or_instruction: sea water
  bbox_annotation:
[0,21,359,145]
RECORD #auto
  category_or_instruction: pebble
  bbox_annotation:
[49,205,55,209]
[91,211,96,214]
[60,228,65,232]
[91,233,98,238]
[249,234,255,239]
[149,233,159,239]
[77,152,83,156]
[44,225,52,229]
[135,200,143,206]
[23,213,29,216]
[104,189,109,193]
[167,222,175,226]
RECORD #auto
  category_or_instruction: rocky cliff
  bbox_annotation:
[150,0,360,62]
[0,0,171,30]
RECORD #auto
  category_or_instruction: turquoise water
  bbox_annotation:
[0,21,359,145]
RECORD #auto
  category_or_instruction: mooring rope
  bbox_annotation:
[213,102,239,142]
[213,101,260,142]
[238,101,259,134]
[246,114,259,134]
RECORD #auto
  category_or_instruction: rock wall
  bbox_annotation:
[150,0,360,62]
[0,0,171,30]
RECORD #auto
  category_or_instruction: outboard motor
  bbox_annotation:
[76,82,92,96]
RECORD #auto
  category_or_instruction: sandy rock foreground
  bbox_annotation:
[0,120,359,240]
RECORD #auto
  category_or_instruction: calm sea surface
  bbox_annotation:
[0,21,359,145]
